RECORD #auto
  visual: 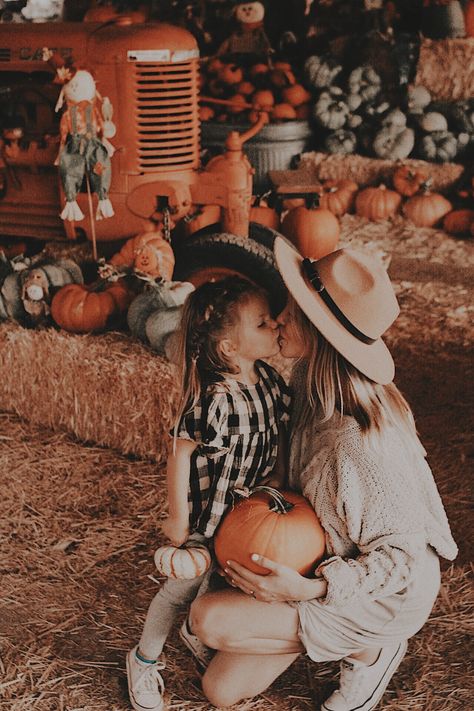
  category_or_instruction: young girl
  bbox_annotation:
[188,239,458,711]
[126,276,290,711]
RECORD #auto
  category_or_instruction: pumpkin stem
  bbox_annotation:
[420,178,434,194]
[253,486,295,514]
[305,193,321,210]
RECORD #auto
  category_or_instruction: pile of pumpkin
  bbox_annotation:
[302,54,473,163]
[0,232,196,358]
[256,166,474,260]
[199,56,311,124]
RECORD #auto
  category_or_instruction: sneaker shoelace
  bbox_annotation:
[136,660,166,694]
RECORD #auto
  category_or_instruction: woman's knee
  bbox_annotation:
[201,667,249,708]
[189,595,230,649]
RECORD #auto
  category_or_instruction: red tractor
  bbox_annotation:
[0,17,285,305]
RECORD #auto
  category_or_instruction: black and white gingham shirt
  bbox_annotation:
[176,360,291,538]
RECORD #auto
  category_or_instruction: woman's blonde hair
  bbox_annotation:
[173,277,266,435]
[289,297,419,445]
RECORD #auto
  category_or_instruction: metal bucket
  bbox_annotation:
[200,120,312,192]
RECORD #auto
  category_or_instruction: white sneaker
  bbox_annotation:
[321,640,408,711]
[179,616,215,670]
[126,646,165,711]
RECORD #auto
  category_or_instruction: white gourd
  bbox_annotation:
[154,544,212,580]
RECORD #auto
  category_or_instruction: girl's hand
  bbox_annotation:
[223,554,327,603]
[161,515,189,547]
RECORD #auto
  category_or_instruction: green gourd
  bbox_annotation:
[313,88,349,130]
[304,54,342,89]
[324,129,357,154]
[127,280,195,355]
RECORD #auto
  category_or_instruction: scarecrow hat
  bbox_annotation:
[274,236,399,384]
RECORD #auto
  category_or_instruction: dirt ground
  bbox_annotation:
[1,221,473,710]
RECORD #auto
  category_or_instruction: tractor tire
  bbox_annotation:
[173,225,287,314]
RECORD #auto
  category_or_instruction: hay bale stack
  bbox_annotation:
[297,152,464,192]
[415,38,474,101]
[0,323,179,464]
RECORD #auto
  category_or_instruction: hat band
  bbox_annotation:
[302,258,376,345]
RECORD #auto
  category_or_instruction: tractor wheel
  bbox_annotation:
[173,225,287,314]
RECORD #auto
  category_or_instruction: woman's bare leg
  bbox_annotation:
[190,589,304,707]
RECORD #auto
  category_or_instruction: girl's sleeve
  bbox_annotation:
[174,392,232,459]
[315,444,430,608]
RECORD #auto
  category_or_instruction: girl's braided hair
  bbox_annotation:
[173,276,266,432]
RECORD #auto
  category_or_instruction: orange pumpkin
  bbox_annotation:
[281,84,312,107]
[236,80,255,97]
[402,190,452,227]
[250,63,270,79]
[227,93,248,114]
[252,89,275,111]
[281,202,340,258]
[214,487,326,576]
[393,166,430,197]
[154,544,212,580]
[295,103,311,120]
[199,105,215,121]
[355,184,402,221]
[318,179,359,216]
[272,103,297,121]
[218,63,243,85]
[110,231,175,280]
[250,195,280,230]
[269,67,296,88]
[443,209,474,235]
[51,280,133,333]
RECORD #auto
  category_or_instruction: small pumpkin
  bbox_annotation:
[51,279,134,333]
[252,89,275,111]
[250,194,280,230]
[214,486,326,576]
[313,88,349,130]
[154,543,212,580]
[317,179,358,216]
[281,84,311,108]
[281,198,340,258]
[393,166,430,197]
[418,130,460,163]
[347,65,381,103]
[355,184,402,221]
[443,209,474,235]
[110,230,175,281]
[272,103,297,121]
[218,63,243,86]
[304,54,342,89]
[402,188,452,227]
[373,126,415,161]
[199,105,215,121]
[324,129,357,155]
[419,112,448,133]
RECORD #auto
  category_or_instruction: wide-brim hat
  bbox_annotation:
[274,236,399,384]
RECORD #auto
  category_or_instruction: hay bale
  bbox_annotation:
[415,38,474,101]
[0,323,179,464]
[297,152,465,192]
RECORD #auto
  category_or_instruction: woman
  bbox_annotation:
[186,237,458,711]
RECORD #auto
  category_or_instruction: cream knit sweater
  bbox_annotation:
[288,364,458,608]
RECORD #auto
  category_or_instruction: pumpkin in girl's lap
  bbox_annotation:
[214,486,326,576]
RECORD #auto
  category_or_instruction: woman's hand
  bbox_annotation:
[223,554,327,603]
[161,515,189,547]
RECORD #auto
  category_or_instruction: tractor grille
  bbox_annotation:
[135,61,200,172]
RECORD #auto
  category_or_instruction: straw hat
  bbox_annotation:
[274,236,400,384]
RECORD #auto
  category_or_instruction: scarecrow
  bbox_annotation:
[43,48,116,222]
[218,1,272,56]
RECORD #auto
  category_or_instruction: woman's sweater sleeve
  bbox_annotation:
[315,440,429,607]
